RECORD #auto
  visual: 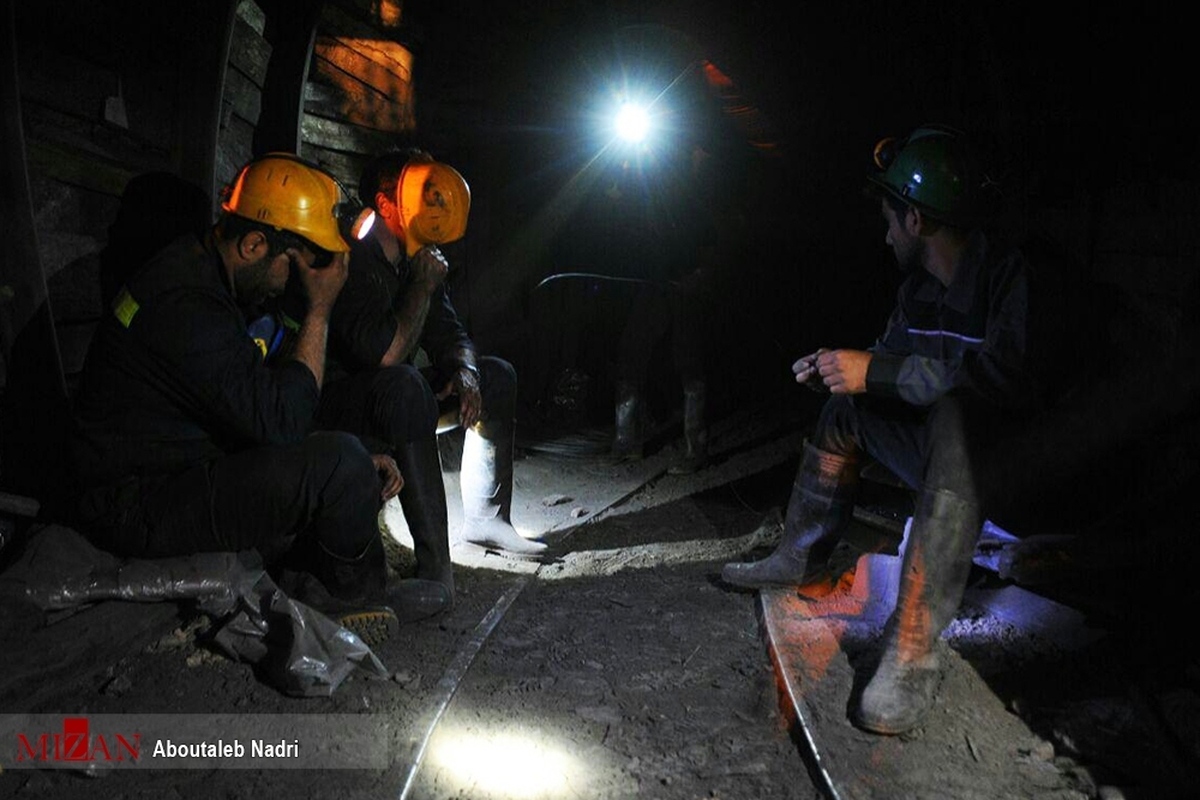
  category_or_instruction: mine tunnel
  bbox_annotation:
[1,1,1199,798]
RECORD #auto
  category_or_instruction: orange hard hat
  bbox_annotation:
[222,153,350,253]
[396,159,471,256]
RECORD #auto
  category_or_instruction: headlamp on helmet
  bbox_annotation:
[866,125,994,227]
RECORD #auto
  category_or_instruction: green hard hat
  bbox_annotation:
[867,125,993,227]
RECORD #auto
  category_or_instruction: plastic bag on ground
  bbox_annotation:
[0,524,387,697]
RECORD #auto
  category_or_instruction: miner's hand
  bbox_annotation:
[793,348,830,393]
[371,454,403,501]
[436,367,483,429]
[814,349,872,395]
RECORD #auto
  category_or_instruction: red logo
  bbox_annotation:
[16,717,140,762]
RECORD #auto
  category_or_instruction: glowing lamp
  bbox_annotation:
[614,102,651,144]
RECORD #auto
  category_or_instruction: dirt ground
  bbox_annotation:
[3,427,1200,800]
[0,454,820,800]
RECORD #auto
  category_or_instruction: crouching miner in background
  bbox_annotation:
[71,154,451,643]
[722,126,1041,734]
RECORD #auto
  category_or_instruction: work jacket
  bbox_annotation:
[72,234,319,498]
[865,231,1037,410]
[320,228,476,386]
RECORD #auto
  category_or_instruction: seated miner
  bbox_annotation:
[71,153,451,641]
[308,148,546,564]
[722,126,1040,734]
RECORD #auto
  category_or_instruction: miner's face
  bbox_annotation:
[882,199,922,273]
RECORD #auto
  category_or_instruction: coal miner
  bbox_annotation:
[722,126,1040,733]
[71,154,451,642]
[295,148,546,571]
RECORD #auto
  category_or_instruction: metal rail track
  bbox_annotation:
[391,397,807,797]
[396,576,532,800]
[392,463,672,799]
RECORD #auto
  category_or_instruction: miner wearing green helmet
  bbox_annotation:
[866,124,994,228]
[722,124,1040,735]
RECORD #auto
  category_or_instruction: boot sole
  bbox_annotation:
[853,659,942,735]
[853,695,933,736]
[335,608,400,646]
[721,573,809,590]
[453,540,553,563]
[854,714,907,738]
[852,712,919,736]
[721,566,850,597]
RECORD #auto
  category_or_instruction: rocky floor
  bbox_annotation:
[2,404,1200,799]
[0,457,819,800]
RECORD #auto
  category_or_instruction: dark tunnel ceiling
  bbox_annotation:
[403,0,1195,196]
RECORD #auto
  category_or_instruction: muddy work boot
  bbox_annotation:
[721,443,858,590]
[854,487,980,735]
[458,418,548,559]
[668,380,709,475]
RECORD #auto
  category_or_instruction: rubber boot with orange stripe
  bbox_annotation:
[854,487,979,734]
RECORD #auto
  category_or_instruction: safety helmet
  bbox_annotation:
[867,125,994,227]
[396,158,471,256]
[221,153,350,253]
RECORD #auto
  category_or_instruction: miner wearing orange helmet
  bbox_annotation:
[296,148,546,580]
[72,154,451,643]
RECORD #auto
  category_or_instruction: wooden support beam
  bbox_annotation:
[0,0,70,502]
[255,0,325,155]
[0,0,66,393]
[310,35,414,134]
[176,0,238,208]
[23,139,138,199]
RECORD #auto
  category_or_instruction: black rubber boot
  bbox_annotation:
[284,569,399,647]
[669,380,709,475]
[393,435,455,598]
[721,443,858,589]
[611,380,644,461]
[854,487,980,735]
[307,536,451,643]
[459,418,548,559]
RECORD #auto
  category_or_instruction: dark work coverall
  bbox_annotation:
[312,229,516,449]
[816,231,1039,508]
[613,168,717,394]
[71,234,381,565]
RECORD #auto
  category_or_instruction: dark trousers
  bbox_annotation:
[318,357,516,446]
[434,356,518,430]
[617,274,710,388]
[318,364,438,452]
[813,392,1021,516]
[93,431,381,564]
